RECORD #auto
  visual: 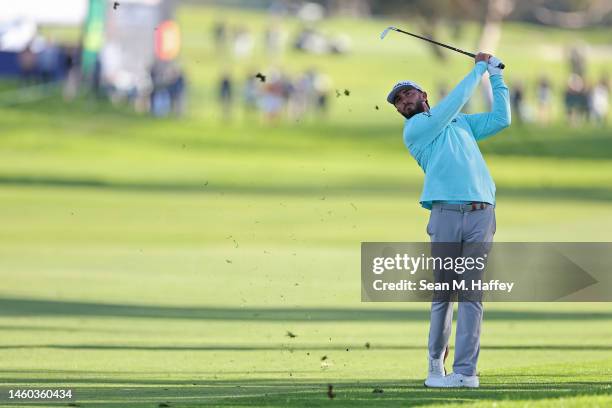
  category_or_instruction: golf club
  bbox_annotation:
[380,26,505,69]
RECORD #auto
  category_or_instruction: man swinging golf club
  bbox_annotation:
[387,53,511,387]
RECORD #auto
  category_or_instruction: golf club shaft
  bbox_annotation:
[391,27,505,69]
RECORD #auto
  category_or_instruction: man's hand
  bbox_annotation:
[487,56,504,76]
[475,52,492,64]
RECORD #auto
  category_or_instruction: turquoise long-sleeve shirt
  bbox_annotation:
[403,61,511,210]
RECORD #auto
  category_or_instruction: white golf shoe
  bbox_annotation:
[425,372,480,388]
[423,356,446,387]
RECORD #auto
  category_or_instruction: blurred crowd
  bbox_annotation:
[0,14,186,117]
[433,47,609,127]
[217,68,332,122]
[506,73,609,127]
[505,47,609,127]
[208,2,352,122]
[15,38,79,84]
[5,36,187,117]
[97,46,187,117]
[212,1,351,59]
[212,20,351,60]
[211,16,341,122]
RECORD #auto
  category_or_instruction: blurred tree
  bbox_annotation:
[478,0,516,108]
[477,0,515,55]
[532,0,612,28]
[362,0,609,106]
[327,0,371,17]
[366,0,611,25]
[367,0,481,60]
[366,0,514,62]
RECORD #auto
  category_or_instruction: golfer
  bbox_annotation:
[387,53,511,388]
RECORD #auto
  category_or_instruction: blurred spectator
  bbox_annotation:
[218,72,233,120]
[294,27,351,55]
[297,2,325,23]
[243,73,259,116]
[280,72,295,113]
[62,45,82,101]
[16,36,73,83]
[313,71,331,116]
[147,63,186,117]
[536,76,553,125]
[38,39,60,82]
[511,81,525,124]
[92,57,102,98]
[294,27,327,54]
[569,46,586,78]
[213,21,228,54]
[590,75,609,126]
[288,70,313,120]
[229,67,334,123]
[150,64,170,117]
[151,86,171,117]
[264,24,284,57]
[232,26,254,59]
[564,74,589,126]
[258,70,285,122]
[168,66,186,116]
[329,34,352,55]
[17,43,36,83]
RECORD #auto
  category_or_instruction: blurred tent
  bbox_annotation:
[0,0,88,26]
[100,0,180,78]
[0,0,184,116]
[98,0,185,115]
[0,0,87,77]
[0,20,38,53]
[0,0,182,85]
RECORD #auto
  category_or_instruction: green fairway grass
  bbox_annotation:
[0,4,611,407]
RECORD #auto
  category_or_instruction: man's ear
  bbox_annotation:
[421,92,431,114]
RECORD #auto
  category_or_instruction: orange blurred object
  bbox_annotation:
[155,20,181,60]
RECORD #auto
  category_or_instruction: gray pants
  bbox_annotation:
[426,203,496,376]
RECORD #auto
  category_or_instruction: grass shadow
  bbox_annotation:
[0,374,610,407]
[1,297,612,322]
[2,175,612,202]
[0,344,611,352]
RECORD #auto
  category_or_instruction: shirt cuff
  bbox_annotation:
[489,74,506,86]
[475,61,488,74]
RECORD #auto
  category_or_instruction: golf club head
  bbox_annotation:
[380,26,396,40]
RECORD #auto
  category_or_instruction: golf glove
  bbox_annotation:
[488,56,503,76]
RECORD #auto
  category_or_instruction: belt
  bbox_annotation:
[432,202,490,212]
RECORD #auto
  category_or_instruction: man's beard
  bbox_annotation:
[402,102,425,120]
